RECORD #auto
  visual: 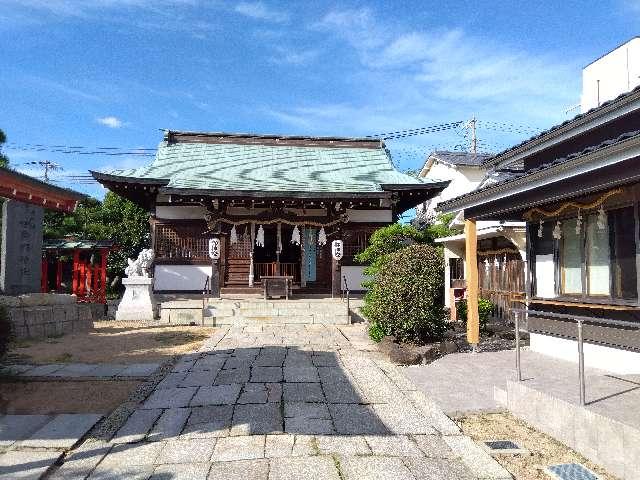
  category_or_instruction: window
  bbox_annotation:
[449,257,464,283]
[609,206,637,299]
[155,223,209,260]
[553,205,637,301]
[561,218,582,295]
[342,229,374,265]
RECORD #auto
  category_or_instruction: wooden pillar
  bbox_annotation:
[249,223,255,287]
[72,250,80,296]
[464,218,480,346]
[100,249,108,303]
[41,255,48,293]
[56,258,63,292]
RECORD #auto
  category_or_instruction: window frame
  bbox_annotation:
[529,200,639,307]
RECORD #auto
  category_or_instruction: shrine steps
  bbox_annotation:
[158,298,351,326]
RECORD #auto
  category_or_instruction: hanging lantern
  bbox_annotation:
[230,225,238,245]
[291,225,301,245]
[575,209,582,235]
[318,227,327,246]
[256,225,265,247]
[538,220,543,238]
[552,220,562,240]
[597,205,607,230]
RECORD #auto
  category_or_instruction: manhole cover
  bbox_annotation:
[545,463,599,480]
[481,439,528,456]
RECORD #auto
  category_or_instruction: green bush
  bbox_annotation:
[362,244,446,343]
[455,298,495,333]
[0,305,12,359]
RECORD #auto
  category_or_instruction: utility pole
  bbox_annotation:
[23,160,62,183]
[463,116,477,154]
[470,116,477,154]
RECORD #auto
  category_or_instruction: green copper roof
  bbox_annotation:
[98,138,433,193]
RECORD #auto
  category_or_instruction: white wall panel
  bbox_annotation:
[154,264,212,291]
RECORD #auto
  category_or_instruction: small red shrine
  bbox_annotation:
[41,239,117,304]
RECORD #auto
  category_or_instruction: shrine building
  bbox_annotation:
[91,131,447,294]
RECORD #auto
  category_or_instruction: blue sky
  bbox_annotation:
[0,0,638,198]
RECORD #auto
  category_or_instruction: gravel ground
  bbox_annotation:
[0,380,140,414]
[456,412,616,480]
[8,322,211,364]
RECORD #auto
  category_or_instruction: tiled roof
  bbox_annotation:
[97,133,434,193]
[484,85,640,167]
[439,130,640,209]
[43,239,116,250]
[429,150,493,167]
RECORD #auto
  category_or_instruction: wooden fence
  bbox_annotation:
[478,258,526,321]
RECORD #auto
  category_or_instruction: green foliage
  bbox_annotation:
[0,305,12,359]
[423,213,457,242]
[355,223,428,284]
[44,192,150,291]
[367,320,388,343]
[455,298,495,332]
[362,244,447,343]
[0,128,9,167]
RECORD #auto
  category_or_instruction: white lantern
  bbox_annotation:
[208,238,220,259]
[331,240,343,260]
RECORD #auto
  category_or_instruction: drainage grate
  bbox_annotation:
[545,463,599,480]
[485,440,520,450]
[481,439,528,456]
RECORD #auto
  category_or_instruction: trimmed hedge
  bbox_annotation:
[362,244,447,343]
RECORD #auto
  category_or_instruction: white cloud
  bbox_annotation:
[97,116,124,128]
[234,2,288,22]
[270,46,318,65]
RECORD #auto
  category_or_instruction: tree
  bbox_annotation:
[0,128,9,167]
[44,192,150,291]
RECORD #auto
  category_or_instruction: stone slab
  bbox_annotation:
[250,366,283,383]
[118,363,160,377]
[21,364,65,377]
[211,435,265,461]
[283,383,325,403]
[18,413,102,449]
[151,462,211,480]
[339,456,414,480]
[0,414,52,448]
[209,459,268,479]
[1,201,44,295]
[147,408,191,442]
[190,384,241,406]
[284,366,320,382]
[180,405,233,439]
[364,435,425,457]
[268,456,341,480]
[50,363,100,377]
[112,408,162,444]
[156,438,216,464]
[403,456,476,480]
[48,441,112,480]
[143,387,197,409]
[230,403,283,435]
[0,449,63,480]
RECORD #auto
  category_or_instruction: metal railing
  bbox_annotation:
[511,308,640,405]
[341,275,350,319]
[202,276,210,326]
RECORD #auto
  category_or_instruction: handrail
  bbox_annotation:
[202,276,210,326]
[509,307,640,406]
[342,275,350,320]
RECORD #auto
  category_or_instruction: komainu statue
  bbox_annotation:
[124,249,155,278]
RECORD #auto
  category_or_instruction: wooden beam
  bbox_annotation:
[464,218,480,345]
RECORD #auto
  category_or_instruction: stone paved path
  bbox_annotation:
[42,324,511,480]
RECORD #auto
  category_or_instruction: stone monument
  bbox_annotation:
[115,248,157,321]
[1,200,44,295]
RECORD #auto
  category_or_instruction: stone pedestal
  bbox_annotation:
[115,277,157,321]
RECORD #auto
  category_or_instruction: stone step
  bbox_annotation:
[208,314,350,326]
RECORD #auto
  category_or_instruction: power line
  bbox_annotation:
[368,121,465,140]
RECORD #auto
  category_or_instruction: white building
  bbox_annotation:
[581,36,640,112]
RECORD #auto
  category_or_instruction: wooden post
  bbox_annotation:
[465,218,480,346]
[41,255,48,293]
[249,223,255,287]
[72,250,80,296]
[100,249,108,303]
[56,259,63,292]
[331,257,340,298]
